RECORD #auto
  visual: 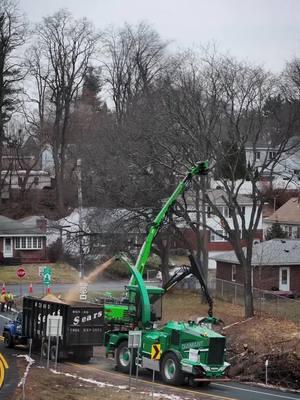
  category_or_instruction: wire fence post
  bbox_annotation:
[234,283,237,304]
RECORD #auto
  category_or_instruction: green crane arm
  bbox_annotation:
[130,161,209,285]
[117,253,151,326]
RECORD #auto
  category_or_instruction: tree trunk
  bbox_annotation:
[243,263,254,318]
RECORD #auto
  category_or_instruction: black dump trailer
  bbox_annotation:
[22,296,105,362]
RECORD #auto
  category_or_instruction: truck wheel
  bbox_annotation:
[161,353,184,385]
[116,341,136,374]
[4,333,14,348]
[41,342,48,359]
[50,345,59,362]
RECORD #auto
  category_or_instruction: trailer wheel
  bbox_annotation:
[41,342,48,359]
[161,353,184,385]
[116,341,136,374]
[50,345,60,362]
[4,333,14,348]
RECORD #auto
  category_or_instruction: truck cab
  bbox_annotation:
[3,312,26,348]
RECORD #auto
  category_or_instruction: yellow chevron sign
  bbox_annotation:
[151,344,161,360]
[0,352,8,388]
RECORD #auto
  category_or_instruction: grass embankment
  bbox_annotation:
[0,262,78,285]
[162,289,243,325]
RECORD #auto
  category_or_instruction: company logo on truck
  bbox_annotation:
[73,311,103,325]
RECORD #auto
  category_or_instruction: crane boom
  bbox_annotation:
[130,161,209,286]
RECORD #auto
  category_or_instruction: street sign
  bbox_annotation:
[17,267,26,279]
[43,267,52,285]
[151,344,161,360]
[128,331,142,348]
[79,282,88,300]
[46,315,63,337]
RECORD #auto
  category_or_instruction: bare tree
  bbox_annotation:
[0,0,26,205]
[157,51,299,318]
[101,22,168,124]
[27,10,99,213]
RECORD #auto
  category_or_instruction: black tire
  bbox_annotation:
[50,345,59,362]
[199,381,211,387]
[161,353,184,385]
[189,378,210,387]
[4,333,14,348]
[116,341,136,374]
[41,342,48,359]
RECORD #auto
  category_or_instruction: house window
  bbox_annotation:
[268,151,277,160]
[21,237,26,248]
[15,237,43,250]
[232,265,237,282]
[255,152,260,161]
[34,176,39,185]
[210,230,225,242]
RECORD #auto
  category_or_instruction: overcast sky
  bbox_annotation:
[19,0,300,72]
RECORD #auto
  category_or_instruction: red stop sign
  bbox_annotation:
[17,267,26,278]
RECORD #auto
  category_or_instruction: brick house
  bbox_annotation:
[212,239,300,295]
[0,216,47,264]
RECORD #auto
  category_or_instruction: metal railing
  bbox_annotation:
[212,278,300,322]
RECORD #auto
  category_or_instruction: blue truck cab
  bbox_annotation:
[3,312,26,348]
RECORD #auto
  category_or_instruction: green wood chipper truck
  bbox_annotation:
[102,161,230,386]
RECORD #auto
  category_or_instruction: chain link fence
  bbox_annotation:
[212,278,300,322]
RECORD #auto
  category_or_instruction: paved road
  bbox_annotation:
[6,280,128,298]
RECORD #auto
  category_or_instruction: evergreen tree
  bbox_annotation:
[265,222,288,240]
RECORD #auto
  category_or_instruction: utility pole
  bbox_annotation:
[77,159,84,279]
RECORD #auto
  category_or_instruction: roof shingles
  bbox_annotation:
[212,239,300,266]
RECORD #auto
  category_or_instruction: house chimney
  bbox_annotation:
[36,218,47,232]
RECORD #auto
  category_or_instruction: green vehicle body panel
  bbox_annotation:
[104,304,129,322]
[106,320,228,378]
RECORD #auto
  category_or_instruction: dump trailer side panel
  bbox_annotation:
[66,305,104,346]
[22,297,105,347]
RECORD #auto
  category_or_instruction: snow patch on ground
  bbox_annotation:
[140,391,189,400]
[16,354,35,387]
[50,369,127,389]
[49,369,189,399]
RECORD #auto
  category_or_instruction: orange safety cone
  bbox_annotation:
[1,283,6,295]
[29,283,33,294]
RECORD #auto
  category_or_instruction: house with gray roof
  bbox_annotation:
[263,197,300,239]
[0,216,47,264]
[211,239,300,295]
